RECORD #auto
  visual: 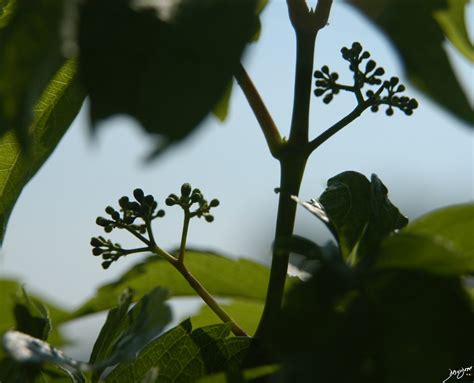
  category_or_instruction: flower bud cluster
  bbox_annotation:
[95,188,165,234]
[166,183,219,223]
[341,42,385,87]
[90,236,123,269]
[367,77,418,116]
[313,42,418,116]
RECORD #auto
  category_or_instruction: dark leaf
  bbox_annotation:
[79,0,259,155]
[316,171,407,261]
[347,0,473,125]
[276,265,473,382]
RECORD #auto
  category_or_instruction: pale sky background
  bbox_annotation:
[0,1,472,359]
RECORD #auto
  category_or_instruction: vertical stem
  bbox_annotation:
[254,154,307,338]
[289,33,316,144]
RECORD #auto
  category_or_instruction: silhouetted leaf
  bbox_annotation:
[317,171,407,260]
[90,288,172,381]
[347,0,473,125]
[0,0,68,143]
[0,60,85,245]
[276,266,473,382]
[376,203,474,275]
[104,321,251,382]
[71,250,282,319]
[79,0,259,155]
[211,0,269,121]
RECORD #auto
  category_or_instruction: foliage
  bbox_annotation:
[0,0,472,382]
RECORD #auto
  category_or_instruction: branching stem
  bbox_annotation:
[235,63,283,158]
[173,261,248,337]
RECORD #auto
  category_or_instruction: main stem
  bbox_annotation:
[255,31,317,340]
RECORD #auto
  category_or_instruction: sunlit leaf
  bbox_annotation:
[376,203,474,275]
[347,0,473,125]
[434,0,474,62]
[104,321,251,383]
[191,299,263,336]
[0,60,85,244]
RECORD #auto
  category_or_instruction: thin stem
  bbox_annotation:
[150,238,247,337]
[116,223,150,246]
[174,262,248,337]
[178,211,191,264]
[121,246,151,256]
[307,102,369,153]
[235,63,283,158]
[307,85,384,154]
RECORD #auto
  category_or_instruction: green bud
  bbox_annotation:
[92,247,103,256]
[133,188,144,202]
[209,199,220,208]
[96,217,110,227]
[104,225,113,233]
[90,237,102,247]
[105,206,115,215]
[143,195,155,206]
[156,209,165,218]
[124,215,136,224]
[102,261,112,270]
[119,196,129,208]
[204,214,214,223]
[191,193,202,204]
[165,197,176,206]
[181,183,192,197]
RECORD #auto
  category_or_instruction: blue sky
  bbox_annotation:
[0,0,472,358]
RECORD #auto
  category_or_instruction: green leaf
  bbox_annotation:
[376,203,474,275]
[0,0,68,143]
[79,0,259,155]
[13,287,51,341]
[191,299,263,337]
[90,287,172,381]
[0,60,85,244]
[434,0,474,62]
[317,171,407,260]
[0,279,70,346]
[72,250,275,319]
[347,0,474,125]
[104,321,251,383]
